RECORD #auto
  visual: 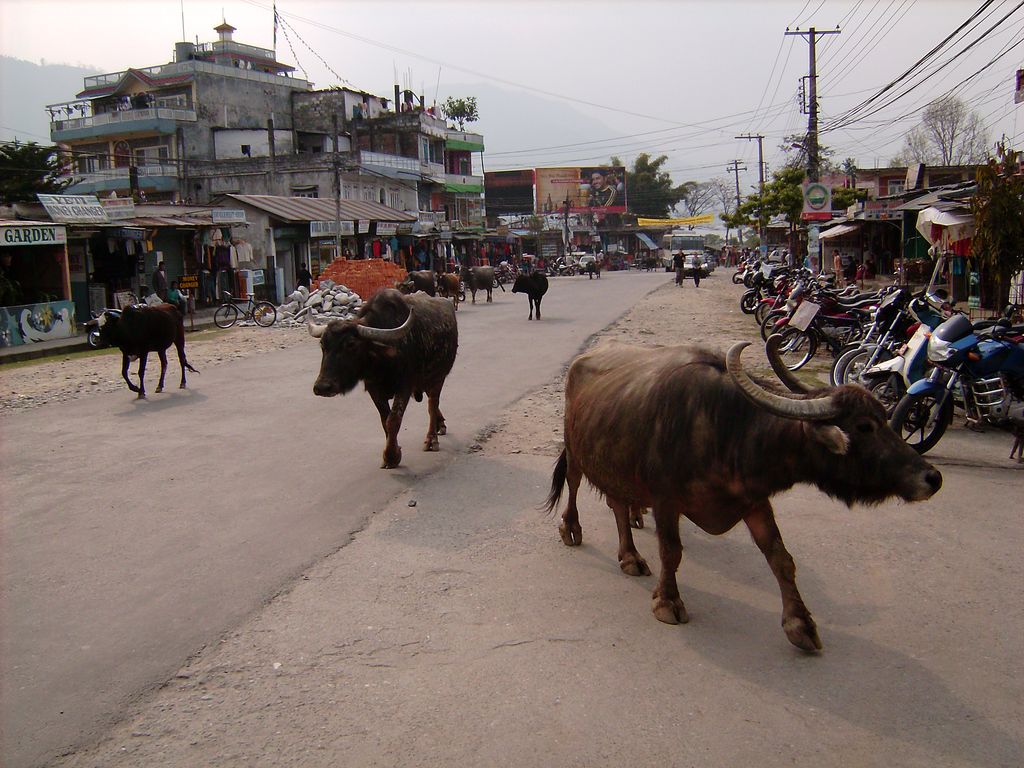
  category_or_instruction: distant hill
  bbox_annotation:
[0,56,100,144]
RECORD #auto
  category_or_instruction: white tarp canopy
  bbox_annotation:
[818,223,859,240]
[915,207,974,245]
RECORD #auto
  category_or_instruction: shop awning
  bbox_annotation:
[818,223,860,240]
[636,232,659,250]
[915,207,974,245]
[225,194,416,223]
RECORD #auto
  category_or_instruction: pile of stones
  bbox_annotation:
[274,280,363,327]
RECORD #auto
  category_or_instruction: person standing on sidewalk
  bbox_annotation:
[152,262,168,301]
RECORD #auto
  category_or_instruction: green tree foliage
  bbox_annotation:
[971,140,1024,308]
[440,97,479,130]
[610,153,686,218]
[0,141,69,204]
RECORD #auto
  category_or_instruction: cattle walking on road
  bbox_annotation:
[545,338,942,652]
[460,266,496,304]
[310,288,458,469]
[90,303,199,399]
[435,272,462,311]
[511,272,549,320]
[396,270,437,296]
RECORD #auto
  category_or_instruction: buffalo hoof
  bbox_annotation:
[783,615,822,652]
[179,384,187,389]
[652,593,689,624]
[619,553,651,577]
[156,385,164,393]
[424,436,440,452]
[381,447,402,469]
[436,423,447,436]
[558,520,582,547]
[136,392,146,400]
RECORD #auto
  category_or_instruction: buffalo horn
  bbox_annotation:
[308,322,327,338]
[726,342,840,421]
[764,334,814,394]
[356,308,413,344]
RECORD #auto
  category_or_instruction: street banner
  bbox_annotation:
[637,214,715,227]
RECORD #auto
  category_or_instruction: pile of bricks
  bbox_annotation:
[314,259,408,302]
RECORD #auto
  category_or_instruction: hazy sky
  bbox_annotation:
[1,0,1022,195]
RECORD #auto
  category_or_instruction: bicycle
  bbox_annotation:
[213,291,277,329]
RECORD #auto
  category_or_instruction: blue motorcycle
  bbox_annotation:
[889,312,1024,456]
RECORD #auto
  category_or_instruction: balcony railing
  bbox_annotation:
[359,150,420,172]
[67,162,179,185]
[80,60,309,93]
[50,106,197,132]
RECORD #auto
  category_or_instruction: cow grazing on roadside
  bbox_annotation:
[310,288,458,469]
[396,269,437,296]
[435,272,462,311]
[511,272,549,320]
[545,338,942,652]
[90,303,199,399]
[459,265,496,304]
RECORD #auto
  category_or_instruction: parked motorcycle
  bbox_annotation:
[547,256,578,277]
[889,313,1024,456]
[85,307,124,348]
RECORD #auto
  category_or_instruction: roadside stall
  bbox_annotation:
[0,220,74,347]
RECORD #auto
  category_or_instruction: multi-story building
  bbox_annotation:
[47,21,485,226]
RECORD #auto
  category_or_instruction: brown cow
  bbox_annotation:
[435,272,461,311]
[545,338,942,652]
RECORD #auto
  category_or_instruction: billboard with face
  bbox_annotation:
[535,166,627,214]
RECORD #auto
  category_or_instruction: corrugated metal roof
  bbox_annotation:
[226,194,416,222]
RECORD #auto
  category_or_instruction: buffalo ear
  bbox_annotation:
[811,424,850,455]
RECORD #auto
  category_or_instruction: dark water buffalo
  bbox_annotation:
[90,303,198,399]
[435,272,461,311]
[396,270,436,296]
[545,338,941,652]
[459,265,496,304]
[310,288,458,469]
[511,272,549,320]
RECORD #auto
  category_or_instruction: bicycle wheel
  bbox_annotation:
[214,304,239,329]
[252,301,277,327]
[890,391,953,455]
[776,326,817,371]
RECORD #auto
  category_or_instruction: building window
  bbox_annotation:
[241,144,251,157]
[389,190,401,209]
[293,187,319,198]
[887,180,906,195]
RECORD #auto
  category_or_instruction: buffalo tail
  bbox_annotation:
[543,448,567,514]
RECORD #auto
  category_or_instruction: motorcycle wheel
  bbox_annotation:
[776,326,817,371]
[890,391,953,455]
[830,344,875,386]
[866,375,906,418]
[753,301,773,326]
[739,290,759,314]
[842,346,894,385]
[760,309,787,341]
[87,329,102,349]
[732,271,744,285]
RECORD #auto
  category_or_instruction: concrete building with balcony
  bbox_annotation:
[48,21,311,201]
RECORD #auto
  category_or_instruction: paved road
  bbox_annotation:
[0,271,668,768]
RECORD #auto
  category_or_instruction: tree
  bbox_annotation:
[893,96,987,166]
[779,133,837,174]
[677,180,715,217]
[734,166,806,251]
[440,96,479,130]
[971,140,1024,309]
[0,141,70,204]
[609,153,686,218]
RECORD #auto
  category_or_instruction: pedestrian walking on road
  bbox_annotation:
[691,255,702,287]
[673,252,685,286]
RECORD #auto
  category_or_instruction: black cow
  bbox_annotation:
[545,338,942,652]
[90,303,198,399]
[396,270,437,296]
[311,288,458,469]
[511,272,549,320]
[459,265,496,304]
[435,272,462,311]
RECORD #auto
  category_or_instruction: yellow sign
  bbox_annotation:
[637,214,715,227]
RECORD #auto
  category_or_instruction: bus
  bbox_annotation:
[659,230,706,271]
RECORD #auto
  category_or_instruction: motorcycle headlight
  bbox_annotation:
[927,336,956,362]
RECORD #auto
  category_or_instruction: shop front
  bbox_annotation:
[0,221,75,347]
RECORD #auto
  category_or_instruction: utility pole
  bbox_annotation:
[785,26,840,182]
[726,160,746,246]
[736,133,765,252]
[332,112,342,264]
